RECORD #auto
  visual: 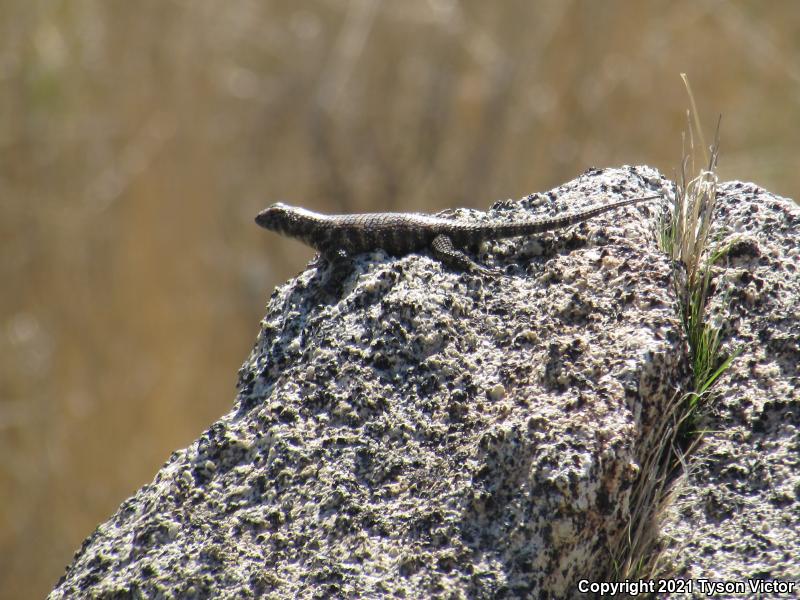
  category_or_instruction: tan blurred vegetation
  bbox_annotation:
[1,0,798,596]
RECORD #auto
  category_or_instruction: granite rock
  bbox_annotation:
[51,166,688,598]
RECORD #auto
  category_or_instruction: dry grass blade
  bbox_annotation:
[670,115,720,291]
[606,391,691,580]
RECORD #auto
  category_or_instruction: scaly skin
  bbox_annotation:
[255,194,660,277]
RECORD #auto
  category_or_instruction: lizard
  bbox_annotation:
[255,194,660,280]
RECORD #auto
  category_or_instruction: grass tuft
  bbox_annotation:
[660,75,739,420]
[606,75,741,589]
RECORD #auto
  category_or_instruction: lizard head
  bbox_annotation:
[255,203,312,235]
[255,202,291,232]
[255,203,326,250]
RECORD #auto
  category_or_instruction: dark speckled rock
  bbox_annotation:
[51,166,689,598]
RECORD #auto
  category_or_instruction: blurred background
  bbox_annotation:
[1,0,797,596]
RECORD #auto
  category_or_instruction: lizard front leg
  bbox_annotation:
[315,248,356,298]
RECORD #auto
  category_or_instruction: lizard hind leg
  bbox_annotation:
[431,234,496,276]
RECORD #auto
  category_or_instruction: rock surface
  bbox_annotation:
[50,166,686,598]
[658,182,800,595]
